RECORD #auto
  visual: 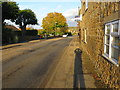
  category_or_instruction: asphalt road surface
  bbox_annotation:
[2,37,73,88]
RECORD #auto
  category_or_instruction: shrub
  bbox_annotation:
[2,28,38,45]
[2,28,22,44]
[26,30,38,36]
[64,32,72,36]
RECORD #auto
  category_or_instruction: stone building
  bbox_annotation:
[78,1,120,88]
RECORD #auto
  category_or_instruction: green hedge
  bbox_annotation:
[2,28,38,45]
[15,31,22,36]
[2,28,19,44]
[64,32,72,36]
[14,30,38,36]
[26,30,38,36]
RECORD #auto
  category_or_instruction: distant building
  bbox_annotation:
[78,1,119,88]
[68,27,78,34]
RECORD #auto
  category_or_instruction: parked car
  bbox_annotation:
[62,34,68,37]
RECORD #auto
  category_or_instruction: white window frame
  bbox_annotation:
[84,29,87,43]
[80,14,82,21]
[103,20,120,67]
[85,0,88,10]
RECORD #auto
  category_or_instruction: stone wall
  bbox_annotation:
[79,2,120,88]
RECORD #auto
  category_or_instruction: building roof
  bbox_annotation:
[5,25,20,31]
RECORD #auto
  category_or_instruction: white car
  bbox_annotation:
[62,34,68,37]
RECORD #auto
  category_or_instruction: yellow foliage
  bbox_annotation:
[42,12,68,33]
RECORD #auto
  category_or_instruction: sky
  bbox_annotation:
[5,1,81,29]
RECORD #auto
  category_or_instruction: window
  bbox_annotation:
[80,14,82,21]
[103,20,120,66]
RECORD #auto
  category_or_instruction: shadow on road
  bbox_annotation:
[74,48,86,89]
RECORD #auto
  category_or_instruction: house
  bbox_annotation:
[78,1,120,88]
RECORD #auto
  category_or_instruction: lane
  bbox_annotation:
[2,38,63,62]
[2,37,73,88]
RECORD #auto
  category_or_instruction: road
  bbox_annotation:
[2,37,74,88]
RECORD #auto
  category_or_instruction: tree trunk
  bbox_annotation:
[54,28,56,37]
[21,25,26,41]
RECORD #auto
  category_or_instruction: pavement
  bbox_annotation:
[45,37,97,88]
[2,36,97,88]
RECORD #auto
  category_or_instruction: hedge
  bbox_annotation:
[26,30,38,36]
[2,28,38,45]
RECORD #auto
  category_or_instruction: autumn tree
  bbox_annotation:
[2,1,19,24]
[42,12,68,36]
[15,9,37,40]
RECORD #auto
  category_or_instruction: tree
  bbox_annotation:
[15,9,37,40]
[42,12,68,36]
[2,1,19,23]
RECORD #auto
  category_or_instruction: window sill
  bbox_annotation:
[81,40,87,44]
[84,41,87,44]
[82,8,88,16]
[102,54,119,67]
[85,8,88,12]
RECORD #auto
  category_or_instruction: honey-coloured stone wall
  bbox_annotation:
[79,2,120,88]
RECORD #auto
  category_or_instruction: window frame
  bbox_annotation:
[84,28,87,43]
[103,20,120,67]
[85,0,88,10]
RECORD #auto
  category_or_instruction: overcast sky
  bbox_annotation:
[5,1,81,29]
